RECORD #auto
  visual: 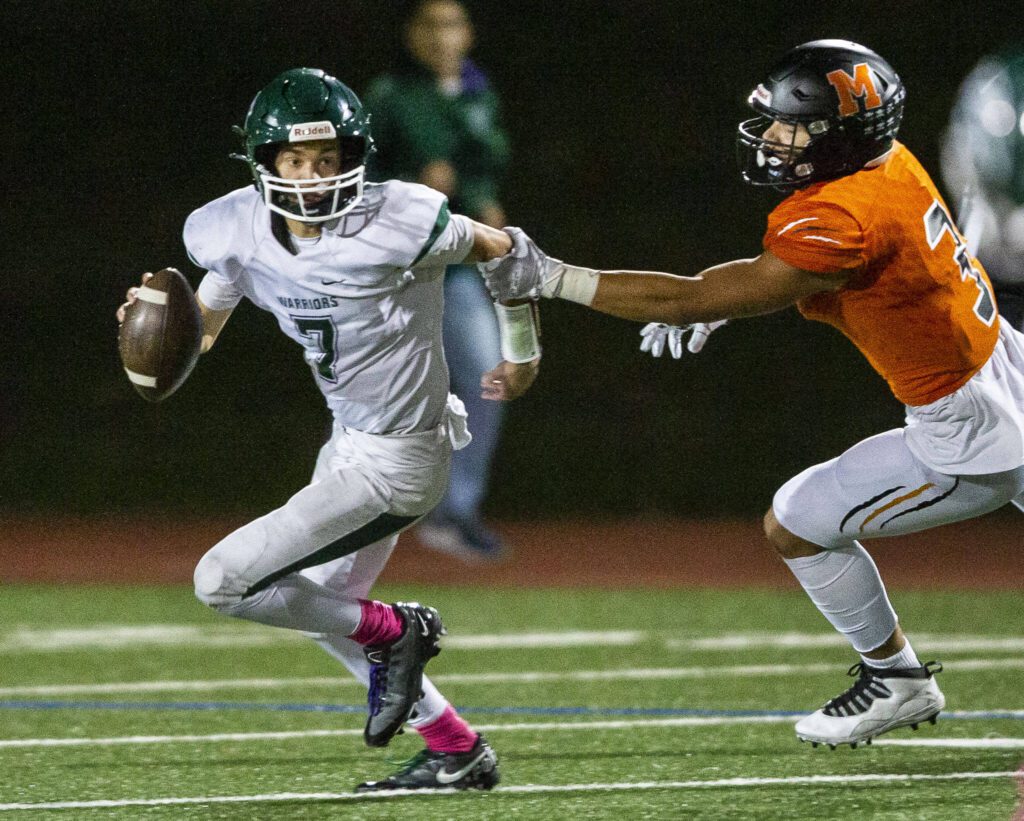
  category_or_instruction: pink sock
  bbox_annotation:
[349,600,403,646]
[415,705,478,753]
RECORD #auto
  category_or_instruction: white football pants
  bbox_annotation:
[194,419,454,614]
[774,427,1024,549]
[192,414,463,726]
[774,425,1024,652]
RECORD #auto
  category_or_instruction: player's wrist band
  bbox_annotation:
[542,263,600,305]
[495,302,542,363]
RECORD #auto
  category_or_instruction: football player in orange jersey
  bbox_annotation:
[480,40,1024,749]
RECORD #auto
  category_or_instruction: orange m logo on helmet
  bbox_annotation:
[826,63,882,117]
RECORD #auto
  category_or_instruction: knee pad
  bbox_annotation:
[193,517,277,608]
[772,467,853,550]
[772,474,816,544]
[193,553,243,608]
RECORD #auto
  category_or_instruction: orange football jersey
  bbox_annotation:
[763,141,1000,406]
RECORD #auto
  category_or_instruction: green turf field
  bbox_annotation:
[1,585,1022,819]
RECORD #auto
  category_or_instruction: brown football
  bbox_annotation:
[118,268,202,402]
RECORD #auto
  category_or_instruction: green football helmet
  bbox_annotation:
[235,68,374,223]
[945,51,1024,206]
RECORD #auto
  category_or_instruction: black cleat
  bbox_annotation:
[363,602,446,748]
[356,735,500,792]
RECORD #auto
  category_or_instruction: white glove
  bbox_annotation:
[639,320,728,358]
[479,227,562,302]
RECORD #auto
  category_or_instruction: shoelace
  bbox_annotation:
[367,658,388,717]
[385,748,434,773]
[823,662,892,716]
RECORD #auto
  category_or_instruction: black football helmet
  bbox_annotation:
[737,40,905,189]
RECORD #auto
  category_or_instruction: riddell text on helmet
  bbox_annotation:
[289,121,338,141]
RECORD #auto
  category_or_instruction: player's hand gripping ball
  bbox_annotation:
[117,268,202,402]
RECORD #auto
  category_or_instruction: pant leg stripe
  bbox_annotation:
[839,486,904,533]
[878,478,961,530]
[859,483,936,531]
[243,512,419,598]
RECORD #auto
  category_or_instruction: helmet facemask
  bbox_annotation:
[737,113,831,188]
[253,135,368,223]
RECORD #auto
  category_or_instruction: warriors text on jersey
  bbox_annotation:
[184,181,474,433]
[763,141,1000,406]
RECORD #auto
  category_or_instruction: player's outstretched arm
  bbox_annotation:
[480,229,847,325]
[585,254,844,325]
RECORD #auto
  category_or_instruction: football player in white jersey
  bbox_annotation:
[117,68,540,792]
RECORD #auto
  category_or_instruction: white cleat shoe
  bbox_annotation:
[796,661,944,749]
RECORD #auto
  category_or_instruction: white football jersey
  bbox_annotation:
[184,181,475,434]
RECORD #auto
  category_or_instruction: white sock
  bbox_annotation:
[783,542,898,654]
[863,641,920,670]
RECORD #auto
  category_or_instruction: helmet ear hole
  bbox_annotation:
[339,136,367,174]
[254,144,279,174]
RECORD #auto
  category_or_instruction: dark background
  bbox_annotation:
[4,1,1023,519]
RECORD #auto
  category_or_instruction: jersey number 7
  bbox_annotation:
[923,200,997,327]
[292,316,339,382]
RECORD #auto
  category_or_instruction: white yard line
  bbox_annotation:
[4,624,1024,654]
[0,626,644,653]
[672,632,1024,653]
[875,738,1024,748]
[447,630,646,649]
[0,677,345,697]
[0,717,796,748]
[0,625,295,652]
[0,772,1020,811]
[4,657,1024,698]
[3,719,1023,750]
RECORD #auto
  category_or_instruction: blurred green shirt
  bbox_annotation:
[364,61,510,221]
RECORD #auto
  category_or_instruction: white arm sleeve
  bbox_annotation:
[196,271,244,311]
[412,212,475,271]
[183,198,249,310]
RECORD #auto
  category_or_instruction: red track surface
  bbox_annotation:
[1,510,1020,588]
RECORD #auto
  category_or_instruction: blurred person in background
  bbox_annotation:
[942,48,1024,329]
[363,0,511,560]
